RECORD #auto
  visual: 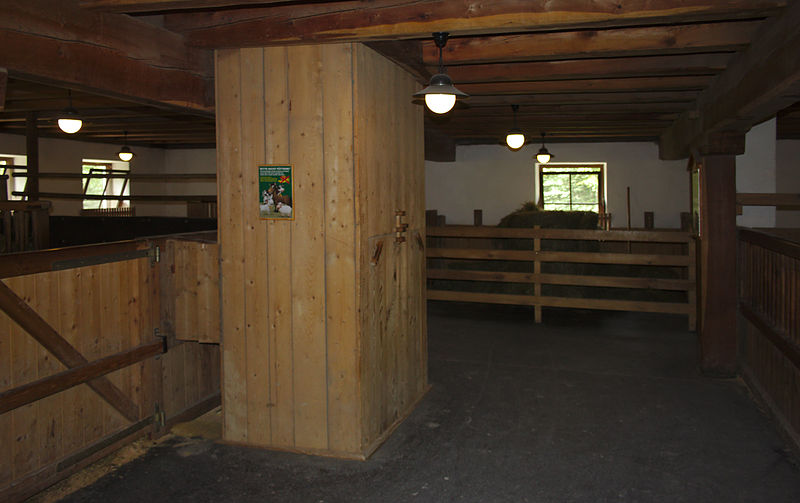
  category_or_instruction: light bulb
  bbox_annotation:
[118,151,134,162]
[506,133,525,150]
[537,153,551,164]
[425,93,456,114]
[58,117,82,134]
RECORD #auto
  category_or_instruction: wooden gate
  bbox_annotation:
[0,235,220,502]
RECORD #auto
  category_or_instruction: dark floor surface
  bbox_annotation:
[56,303,800,502]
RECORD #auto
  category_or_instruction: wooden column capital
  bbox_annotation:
[697,131,746,157]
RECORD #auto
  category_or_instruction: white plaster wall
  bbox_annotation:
[426,142,688,228]
[0,133,216,217]
[736,119,777,228]
[776,139,800,228]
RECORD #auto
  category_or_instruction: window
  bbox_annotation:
[539,163,605,213]
[0,155,27,201]
[82,159,130,209]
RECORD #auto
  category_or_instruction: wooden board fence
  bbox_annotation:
[427,225,696,329]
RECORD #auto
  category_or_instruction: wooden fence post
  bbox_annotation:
[534,225,542,323]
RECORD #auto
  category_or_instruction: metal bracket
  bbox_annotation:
[153,402,166,432]
[148,245,160,266]
[154,327,168,354]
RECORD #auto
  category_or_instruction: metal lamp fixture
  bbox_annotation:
[57,90,82,134]
[505,104,525,150]
[536,132,554,164]
[117,131,135,162]
[413,32,468,114]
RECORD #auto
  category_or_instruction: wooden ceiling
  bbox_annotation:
[1,0,799,156]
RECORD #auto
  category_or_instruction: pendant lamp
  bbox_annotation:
[117,131,135,162]
[413,32,468,114]
[57,90,82,134]
[536,132,554,164]
[505,104,525,150]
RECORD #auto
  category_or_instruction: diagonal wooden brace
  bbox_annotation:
[0,280,140,423]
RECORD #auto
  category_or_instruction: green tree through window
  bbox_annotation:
[539,164,604,213]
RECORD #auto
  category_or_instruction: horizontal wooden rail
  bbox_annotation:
[427,248,691,266]
[0,238,153,279]
[427,290,691,315]
[427,268,694,291]
[427,225,692,243]
[12,171,216,181]
[739,228,800,260]
[13,191,216,203]
[0,340,164,415]
[0,200,51,211]
[737,192,800,209]
[740,303,800,371]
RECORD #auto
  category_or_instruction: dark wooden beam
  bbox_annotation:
[0,280,141,422]
[425,126,456,162]
[169,0,784,48]
[457,76,711,96]
[0,68,7,112]
[426,21,760,66]
[80,0,296,12]
[25,111,38,200]
[364,40,429,85]
[464,91,700,106]
[443,53,733,84]
[0,340,164,415]
[697,150,738,375]
[0,0,214,113]
[660,1,800,159]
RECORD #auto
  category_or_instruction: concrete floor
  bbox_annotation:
[55,303,800,502]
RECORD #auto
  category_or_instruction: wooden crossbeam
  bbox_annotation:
[0,340,163,415]
[660,0,800,159]
[426,21,759,65]
[0,280,141,422]
[165,0,785,48]
[0,0,213,112]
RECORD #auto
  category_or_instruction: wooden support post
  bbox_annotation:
[0,68,7,112]
[473,209,483,226]
[533,225,542,323]
[0,280,140,422]
[26,112,39,201]
[698,150,739,375]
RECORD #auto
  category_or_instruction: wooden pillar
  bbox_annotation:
[25,112,39,201]
[697,134,743,375]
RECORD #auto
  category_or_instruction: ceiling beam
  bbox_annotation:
[166,0,785,49]
[0,68,7,112]
[0,0,214,113]
[443,53,732,84]
[457,76,711,96]
[426,21,759,66]
[660,1,800,159]
[79,0,304,13]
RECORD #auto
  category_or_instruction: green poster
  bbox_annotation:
[258,165,293,220]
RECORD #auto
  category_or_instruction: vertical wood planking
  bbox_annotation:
[264,46,295,448]
[322,43,359,453]
[9,277,38,479]
[241,46,272,446]
[217,48,249,442]
[34,272,63,466]
[288,44,328,451]
[0,281,11,487]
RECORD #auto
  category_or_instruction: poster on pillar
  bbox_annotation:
[258,164,294,220]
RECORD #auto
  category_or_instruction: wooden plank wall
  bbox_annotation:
[0,249,220,500]
[354,45,428,453]
[215,43,426,458]
[170,238,220,343]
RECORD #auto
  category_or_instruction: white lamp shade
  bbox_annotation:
[424,93,457,114]
[58,117,82,134]
[536,152,552,164]
[118,151,134,162]
[506,132,525,150]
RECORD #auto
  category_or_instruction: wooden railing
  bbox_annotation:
[427,225,696,329]
[0,201,50,253]
[0,233,220,502]
[738,228,800,447]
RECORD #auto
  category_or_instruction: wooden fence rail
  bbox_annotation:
[0,233,220,502]
[738,228,800,448]
[427,225,696,328]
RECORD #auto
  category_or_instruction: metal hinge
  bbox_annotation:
[148,245,161,265]
[153,402,166,431]
[154,327,168,354]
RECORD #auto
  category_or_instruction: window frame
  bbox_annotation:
[537,162,606,214]
[82,160,131,209]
